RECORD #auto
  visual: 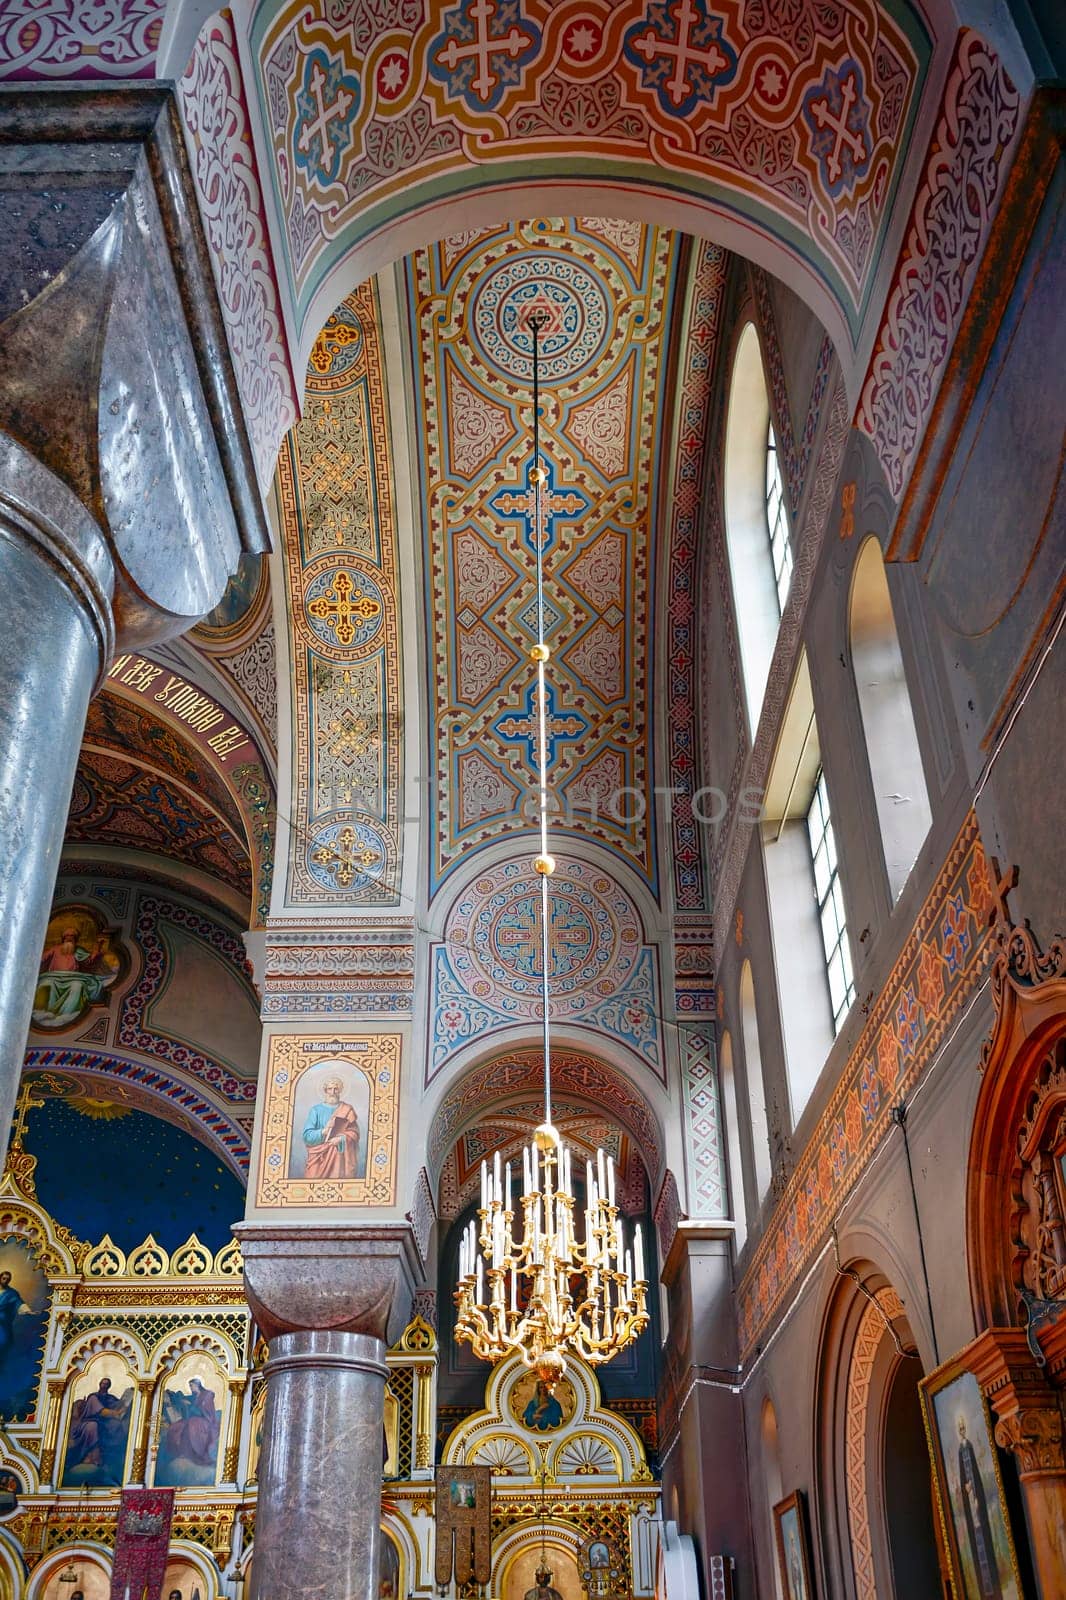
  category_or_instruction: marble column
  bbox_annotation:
[236,1224,420,1600]
[0,436,114,1140]
[971,1327,1066,1599]
[256,1332,388,1600]
[0,85,269,1150]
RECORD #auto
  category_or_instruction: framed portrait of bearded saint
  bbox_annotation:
[255,1036,401,1208]
[921,1359,1024,1600]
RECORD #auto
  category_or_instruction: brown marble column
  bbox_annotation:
[970,1327,1066,1599]
[235,1224,420,1600]
[256,1332,388,1600]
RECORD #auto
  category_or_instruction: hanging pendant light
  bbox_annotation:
[453,313,649,1389]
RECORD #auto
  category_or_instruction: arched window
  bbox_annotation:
[765,420,793,611]
[850,537,932,901]
[724,324,792,732]
[740,962,772,1204]
[718,1030,747,1248]
[761,1398,786,1600]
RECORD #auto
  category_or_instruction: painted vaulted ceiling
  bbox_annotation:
[411,216,681,897]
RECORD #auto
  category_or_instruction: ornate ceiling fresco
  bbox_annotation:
[68,749,253,901]
[427,1047,665,1185]
[411,216,678,898]
[276,280,405,905]
[251,0,930,347]
[438,1095,648,1220]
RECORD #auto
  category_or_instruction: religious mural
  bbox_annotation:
[289,1060,369,1182]
[255,1035,401,1208]
[61,1357,134,1487]
[33,905,126,1031]
[510,1371,576,1432]
[155,1354,224,1488]
[0,1238,49,1421]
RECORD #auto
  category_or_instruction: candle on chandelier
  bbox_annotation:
[607,1154,615,1207]
[634,1223,645,1283]
[505,1160,513,1215]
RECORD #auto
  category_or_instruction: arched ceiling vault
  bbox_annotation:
[244,0,939,384]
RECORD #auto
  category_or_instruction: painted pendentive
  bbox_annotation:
[276,283,405,908]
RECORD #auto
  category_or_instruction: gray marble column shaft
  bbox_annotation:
[250,1331,388,1600]
[0,441,114,1139]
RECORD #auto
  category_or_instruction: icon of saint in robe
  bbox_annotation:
[301,1076,362,1180]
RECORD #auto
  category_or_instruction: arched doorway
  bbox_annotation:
[818,1268,940,1599]
[880,1353,940,1598]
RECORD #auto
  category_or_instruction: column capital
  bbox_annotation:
[994,1405,1066,1474]
[234,1222,421,1345]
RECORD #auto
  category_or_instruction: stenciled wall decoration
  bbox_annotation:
[250,0,930,341]
[276,283,405,908]
[411,218,679,899]
[429,856,663,1079]
[256,1034,401,1207]
[737,812,996,1358]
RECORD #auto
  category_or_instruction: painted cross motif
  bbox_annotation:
[493,680,587,769]
[295,51,359,185]
[310,825,381,889]
[306,570,382,648]
[429,0,542,113]
[623,0,738,119]
[491,456,589,557]
[802,60,871,197]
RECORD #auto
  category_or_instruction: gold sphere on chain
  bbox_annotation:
[533,854,555,875]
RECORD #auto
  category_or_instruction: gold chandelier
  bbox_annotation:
[453,313,649,1389]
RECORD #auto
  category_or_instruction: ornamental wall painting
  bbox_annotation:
[61,1354,135,1487]
[154,1351,224,1488]
[256,1035,401,1207]
[0,1237,49,1421]
[33,904,128,1031]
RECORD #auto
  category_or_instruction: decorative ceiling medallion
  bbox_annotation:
[470,254,611,385]
[305,816,389,893]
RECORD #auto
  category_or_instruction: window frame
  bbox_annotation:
[805,767,855,1032]
[765,419,793,614]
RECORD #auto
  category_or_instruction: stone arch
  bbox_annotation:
[426,1040,668,1198]
[244,0,938,380]
[815,1262,938,1600]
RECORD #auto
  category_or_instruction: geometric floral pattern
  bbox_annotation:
[275,283,404,905]
[737,811,995,1359]
[429,858,663,1080]
[179,9,297,493]
[410,219,679,897]
[680,1026,725,1216]
[67,749,252,901]
[855,30,1021,500]
[663,238,729,914]
[427,1047,664,1182]
[251,0,929,338]
[0,0,164,78]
